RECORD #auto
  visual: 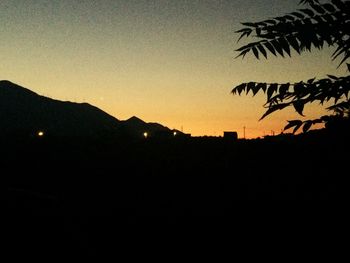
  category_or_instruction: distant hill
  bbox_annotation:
[120,116,176,138]
[0,80,181,139]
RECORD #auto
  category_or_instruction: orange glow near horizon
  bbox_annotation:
[0,1,345,138]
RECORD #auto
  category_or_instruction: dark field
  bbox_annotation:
[2,131,348,258]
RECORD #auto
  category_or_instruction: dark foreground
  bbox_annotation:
[2,130,348,258]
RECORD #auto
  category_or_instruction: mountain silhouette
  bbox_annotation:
[0,80,179,139]
[120,116,175,138]
[0,80,121,137]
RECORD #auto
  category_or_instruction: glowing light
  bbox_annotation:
[173,131,177,136]
[143,132,148,138]
[37,131,44,137]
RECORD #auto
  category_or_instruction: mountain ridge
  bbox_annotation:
[0,80,178,139]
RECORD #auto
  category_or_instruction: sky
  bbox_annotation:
[0,0,347,138]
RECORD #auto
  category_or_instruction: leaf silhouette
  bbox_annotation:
[292,122,303,133]
[267,84,278,101]
[264,19,277,25]
[287,35,301,54]
[302,121,313,133]
[241,22,256,27]
[279,83,290,97]
[284,120,303,131]
[264,41,277,56]
[311,3,325,14]
[252,83,267,96]
[271,39,285,57]
[323,3,337,12]
[247,82,256,95]
[232,83,247,95]
[291,12,305,19]
[300,0,320,5]
[293,101,305,115]
[327,75,338,80]
[307,78,316,84]
[278,37,291,57]
[252,47,260,59]
[260,104,288,120]
[299,8,315,17]
[257,44,268,59]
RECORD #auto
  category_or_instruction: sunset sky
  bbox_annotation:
[1,0,347,138]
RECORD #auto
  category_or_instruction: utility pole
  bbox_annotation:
[243,126,246,139]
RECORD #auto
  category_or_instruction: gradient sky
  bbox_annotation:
[1,0,347,138]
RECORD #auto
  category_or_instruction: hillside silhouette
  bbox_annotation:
[0,80,178,139]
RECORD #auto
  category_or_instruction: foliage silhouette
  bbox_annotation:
[232,0,350,133]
